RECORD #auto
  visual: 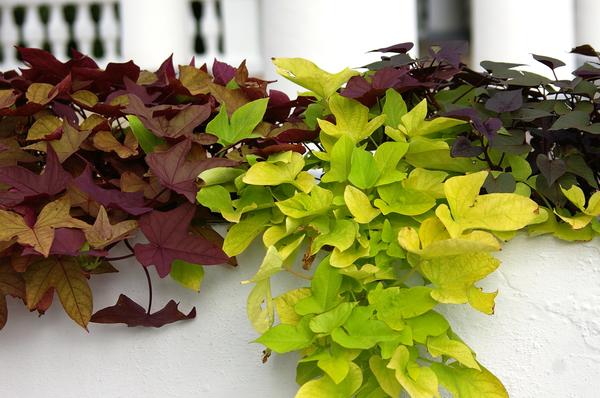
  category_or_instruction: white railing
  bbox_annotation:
[0,0,263,74]
[0,0,120,71]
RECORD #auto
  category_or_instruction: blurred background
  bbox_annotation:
[0,0,599,92]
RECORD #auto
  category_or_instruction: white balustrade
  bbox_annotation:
[0,0,121,72]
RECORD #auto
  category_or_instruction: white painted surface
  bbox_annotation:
[0,234,599,397]
[471,0,576,78]
[258,0,418,94]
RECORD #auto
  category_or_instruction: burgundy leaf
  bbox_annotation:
[275,128,319,143]
[73,166,152,216]
[90,294,196,327]
[212,59,237,85]
[18,47,69,83]
[571,44,598,57]
[146,139,237,202]
[0,146,70,206]
[134,203,229,277]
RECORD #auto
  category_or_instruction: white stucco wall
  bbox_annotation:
[0,234,598,397]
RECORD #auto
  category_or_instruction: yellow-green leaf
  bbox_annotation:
[273,58,358,99]
[344,186,380,224]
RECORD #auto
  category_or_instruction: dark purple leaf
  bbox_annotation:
[430,41,468,67]
[370,42,414,54]
[91,294,196,327]
[73,166,152,216]
[485,90,523,113]
[134,203,229,277]
[483,173,516,193]
[451,136,484,158]
[275,128,319,143]
[532,54,565,70]
[536,154,567,186]
[571,45,598,57]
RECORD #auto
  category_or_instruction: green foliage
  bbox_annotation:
[200,49,599,397]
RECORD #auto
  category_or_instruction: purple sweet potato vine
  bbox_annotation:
[0,48,312,329]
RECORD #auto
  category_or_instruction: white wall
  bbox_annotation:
[0,234,598,397]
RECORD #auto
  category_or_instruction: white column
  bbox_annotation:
[575,0,600,55]
[1,3,19,69]
[471,0,575,78]
[259,0,418,94]
[426,0,466,39]
[221,0,262,73]
[119,0,192,69]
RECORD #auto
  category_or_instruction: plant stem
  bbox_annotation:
[141,265,153,315]
[104,253,135,262]
[286,268,312,281]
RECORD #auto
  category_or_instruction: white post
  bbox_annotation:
[471,0,575,78]
[259,0,418,94]
[119,0,192,69]
[575,0,600,56]
[221,0,262,73]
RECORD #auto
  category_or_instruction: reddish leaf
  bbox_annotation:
[212,59,237,85]
[146,139,237,202]
[370,42,414,53]
[134,203,229,277]
[90,294,196,327]
[0,146,70,207]
[73,166,152,216]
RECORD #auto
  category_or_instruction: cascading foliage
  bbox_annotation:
[1,41,599,397]
[199,44,599,397]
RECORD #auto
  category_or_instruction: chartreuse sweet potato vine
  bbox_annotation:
[199,53,598,398]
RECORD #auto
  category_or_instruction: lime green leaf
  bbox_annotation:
[331,307,398,349]
[295,256,342,315]
[402,168,448,199]
[247,279,274,333]
[387,346,440,398]
[439,171,540,237]
[243,151,314,192]
[198,167,244,186]
[197,185,234,216]
[206,98,268,146]
[127,115,165,153]
[406,137,485,172]
[348,147,381,190]
[223,210,271,256]
[375,185,436,216]
[310,302,356,334]
[507,155,532,181]
[318,94,386,142]
[398,99,465,137]
[170,260,204,291]
[311,219,357,254]
[273,58,358,99]
[276,186,333,219]
[330,241,370,268]
[243,246,283,284]
[431,363,508,398]
[274,288,311,325]
[419,252,500,311]
[369,355,402,397]
[322,135,354,183]
[373,142,409,185]
[368,285,437,329]
[344,186,380,224]
[296,362,363,398]
[256,317,314,353]
[383,88,407,128]
[427,333,480,370]
[405,311,449,344]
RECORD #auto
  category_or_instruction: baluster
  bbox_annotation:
[99,2,119,63]
[201,0,221,60]
[48,3,69,60]
[23,4,44,49]
[1,4,19,68]
[73,3,94,56]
